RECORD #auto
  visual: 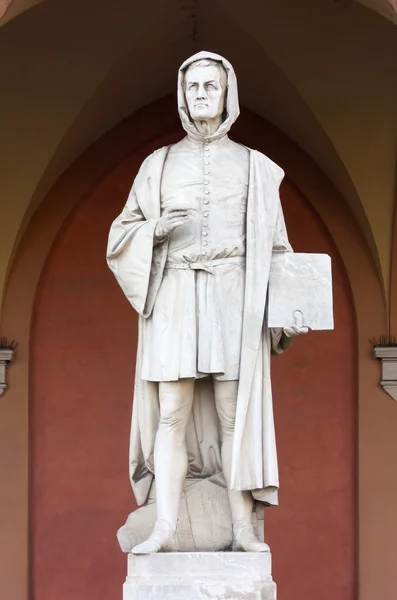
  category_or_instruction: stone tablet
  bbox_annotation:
[268,253,334,330]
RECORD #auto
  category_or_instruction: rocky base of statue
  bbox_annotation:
[123,551,276,600]
[117,477,265,553]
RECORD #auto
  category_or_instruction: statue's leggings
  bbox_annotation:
[153,378,253,531]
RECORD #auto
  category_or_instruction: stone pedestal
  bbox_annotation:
[123,551,276,599]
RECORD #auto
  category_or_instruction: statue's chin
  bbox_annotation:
[192,111,211,121]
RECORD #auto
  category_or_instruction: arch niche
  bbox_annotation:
[3,97,376,600]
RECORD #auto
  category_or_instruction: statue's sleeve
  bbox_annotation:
[270,174,294,354]
[272,177,293,253]
[106,183,168,318]
[270,327,293,355]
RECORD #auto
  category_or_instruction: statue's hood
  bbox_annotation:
[177,51,240,142]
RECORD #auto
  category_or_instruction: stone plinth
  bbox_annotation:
[123,551,276,599]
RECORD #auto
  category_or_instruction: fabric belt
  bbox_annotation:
[165,255,245,274]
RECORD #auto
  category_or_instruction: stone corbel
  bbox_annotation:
[0,348,15,396]
[373,345,397,401]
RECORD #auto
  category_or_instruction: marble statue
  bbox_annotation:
[107,51,309,556]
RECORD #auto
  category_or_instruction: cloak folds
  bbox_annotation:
[107,146,292,507]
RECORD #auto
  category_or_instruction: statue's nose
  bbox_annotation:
[197,85,207,98]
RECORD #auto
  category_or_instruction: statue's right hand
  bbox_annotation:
[155,207,191,238]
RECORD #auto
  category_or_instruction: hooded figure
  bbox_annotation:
[107,51,297,554]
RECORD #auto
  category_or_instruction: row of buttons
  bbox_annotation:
[201,143,210,255]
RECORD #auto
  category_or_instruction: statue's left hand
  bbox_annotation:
[283,311,309,338]
[283,324,309,338]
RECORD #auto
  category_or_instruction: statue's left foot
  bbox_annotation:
[131,520,177,555]
[232,520,270,553]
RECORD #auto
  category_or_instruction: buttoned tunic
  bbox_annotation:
[141,135,250,381]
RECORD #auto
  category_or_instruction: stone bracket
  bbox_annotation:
[0,348,14,397]
[373,346,397,401]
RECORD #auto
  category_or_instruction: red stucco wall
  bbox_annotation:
[30,133,356,599]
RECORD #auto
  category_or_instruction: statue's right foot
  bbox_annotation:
[131,520,177,555]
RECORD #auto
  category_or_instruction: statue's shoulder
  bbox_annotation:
[134,145,171,183]
[140,146,170,169]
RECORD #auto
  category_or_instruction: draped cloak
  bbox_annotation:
[107,51,292,508]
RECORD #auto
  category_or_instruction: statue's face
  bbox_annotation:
[185,64,226,123]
